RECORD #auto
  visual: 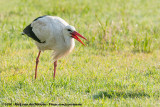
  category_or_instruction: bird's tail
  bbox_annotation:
[21,32,25,35]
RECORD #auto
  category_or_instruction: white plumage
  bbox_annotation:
[22,15,87,79]
[32,16,74,61]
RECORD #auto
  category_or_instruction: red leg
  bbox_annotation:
[35,51,41,79]
[53,61,57,79]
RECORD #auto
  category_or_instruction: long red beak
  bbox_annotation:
[71,31,87,46]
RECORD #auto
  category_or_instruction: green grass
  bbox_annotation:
[0,0,160,106]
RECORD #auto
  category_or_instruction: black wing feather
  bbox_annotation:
[22,15,48,43]
[33,15,48,21]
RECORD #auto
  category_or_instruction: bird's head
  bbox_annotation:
[63,25,87,46]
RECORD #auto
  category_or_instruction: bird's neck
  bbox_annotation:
[64,36,75,53]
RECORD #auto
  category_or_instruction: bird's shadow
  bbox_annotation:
[93,90,152,99]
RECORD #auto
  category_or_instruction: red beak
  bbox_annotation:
[71,31,87,46]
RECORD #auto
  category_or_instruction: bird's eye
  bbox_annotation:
[67,29,71,32]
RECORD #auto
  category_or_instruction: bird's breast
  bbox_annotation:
[51,38,75,61]
[61,38,75,55]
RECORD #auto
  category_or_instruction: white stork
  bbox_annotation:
[22,15,87,79]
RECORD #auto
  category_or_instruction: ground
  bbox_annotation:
[0,0,160,106]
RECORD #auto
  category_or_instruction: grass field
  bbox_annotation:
[0,0,160,106]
